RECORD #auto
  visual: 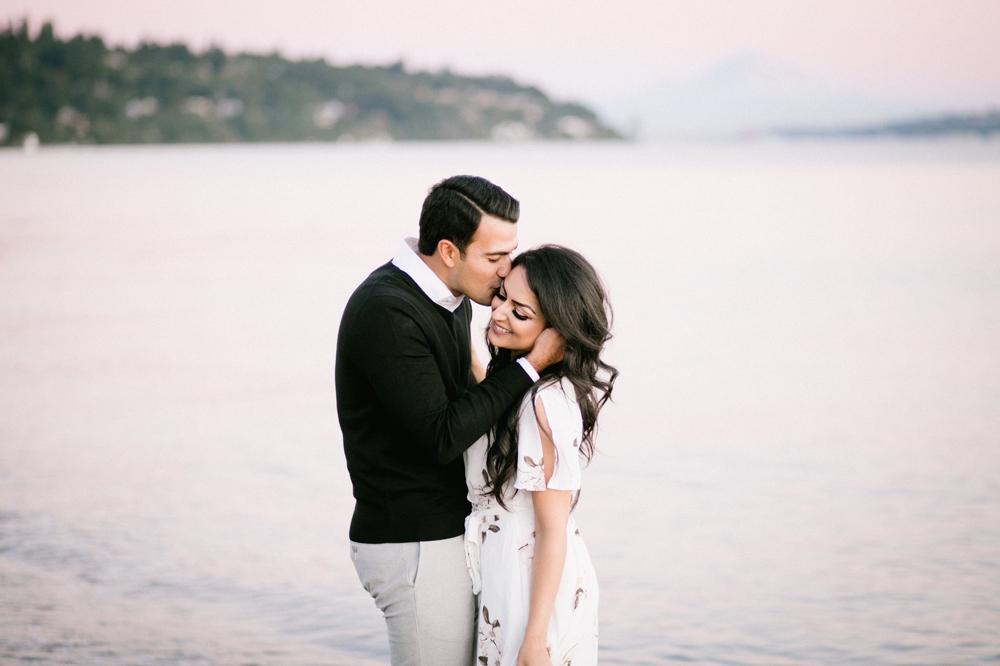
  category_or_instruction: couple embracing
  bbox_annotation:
[336,175,617,666]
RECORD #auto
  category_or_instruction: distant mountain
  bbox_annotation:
[599,53,932,139]
[774,110,1000,138]
[0,22,620,146]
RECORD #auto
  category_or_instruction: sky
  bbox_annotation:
[4,0,1000,110]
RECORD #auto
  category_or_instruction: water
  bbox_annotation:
[1,139,999,665]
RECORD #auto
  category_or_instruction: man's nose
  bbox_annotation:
[497,257,512,277]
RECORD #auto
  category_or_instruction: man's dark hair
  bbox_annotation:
[417,175,519,256]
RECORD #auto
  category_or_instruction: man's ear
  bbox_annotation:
[437,239,460,268]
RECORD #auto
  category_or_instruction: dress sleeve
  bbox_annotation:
[513,379,584,492]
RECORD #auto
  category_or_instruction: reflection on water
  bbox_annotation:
[1,141,999,665]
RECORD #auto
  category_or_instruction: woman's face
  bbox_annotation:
[488,266,547,353]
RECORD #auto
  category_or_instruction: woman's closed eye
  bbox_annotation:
[512,309,528,321]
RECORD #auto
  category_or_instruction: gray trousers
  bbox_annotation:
[350,535,476,666]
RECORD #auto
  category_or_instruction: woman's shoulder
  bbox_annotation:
[515,375,585,492]
[534,376,578,405]
[529,376,582,429]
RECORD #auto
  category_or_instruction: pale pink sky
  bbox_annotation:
[4,0,1000,108]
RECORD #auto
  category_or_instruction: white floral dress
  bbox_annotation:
[464,377,599,666]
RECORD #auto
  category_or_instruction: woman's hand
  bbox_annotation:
[515,636,552,666]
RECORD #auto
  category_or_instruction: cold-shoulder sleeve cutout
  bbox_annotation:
[513,377,584,492]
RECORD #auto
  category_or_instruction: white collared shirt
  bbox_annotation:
[392,237,464,312]
[390,238,539,382]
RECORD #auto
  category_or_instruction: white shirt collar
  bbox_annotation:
[391,238,465,312]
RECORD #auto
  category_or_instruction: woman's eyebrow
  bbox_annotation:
[511,299,536,315]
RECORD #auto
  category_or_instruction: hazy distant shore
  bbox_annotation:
[774,110,1000,139]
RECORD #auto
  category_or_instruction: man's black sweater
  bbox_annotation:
[335,262,533,543]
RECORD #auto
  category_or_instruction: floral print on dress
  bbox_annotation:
[517,454,546,491]
[574,576,587,610]
[480,512,501,543]
[478,605,503,666]
[518,530,536,571]
[463,376,599,666]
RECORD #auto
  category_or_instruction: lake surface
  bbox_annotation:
[1,139,999,665]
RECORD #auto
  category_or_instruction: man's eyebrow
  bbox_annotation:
[483,250,511,257]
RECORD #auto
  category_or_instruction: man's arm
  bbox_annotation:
[349,299,551,464]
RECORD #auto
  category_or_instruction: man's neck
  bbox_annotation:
[418,251,461,297]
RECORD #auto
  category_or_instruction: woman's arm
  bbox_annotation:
[471,339,486,384]
[517,398,572,666]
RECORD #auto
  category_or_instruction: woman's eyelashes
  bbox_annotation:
[495,287,529,321]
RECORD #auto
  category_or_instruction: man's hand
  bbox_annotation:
[524,328,565,373]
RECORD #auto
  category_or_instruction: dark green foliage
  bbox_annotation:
[0,21,621,145]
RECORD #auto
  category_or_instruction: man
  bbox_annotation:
[335,175,563,666]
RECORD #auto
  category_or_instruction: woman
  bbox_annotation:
[465,245,618,666]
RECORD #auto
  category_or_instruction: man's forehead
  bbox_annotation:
[482,244,516,256]
[475,239,518,256]
[470,214,518,254]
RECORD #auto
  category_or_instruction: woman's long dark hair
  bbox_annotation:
[483,245,618,509]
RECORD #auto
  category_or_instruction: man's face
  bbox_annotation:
[450,214,518,305]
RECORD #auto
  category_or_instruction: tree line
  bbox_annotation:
[0,21,620,146]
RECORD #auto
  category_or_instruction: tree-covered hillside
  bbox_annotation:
[0,22,621,146]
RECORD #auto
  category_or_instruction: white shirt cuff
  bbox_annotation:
[516,357,540,382]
